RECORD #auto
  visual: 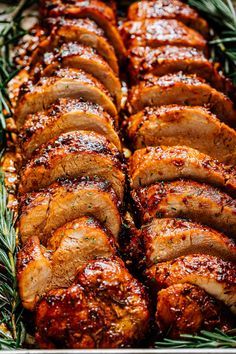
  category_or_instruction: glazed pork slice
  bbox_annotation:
[15,68,117,129]
[19,131,125,200]
[20,98,121,158]
[129,146,236,195]
[40,0,126,60]
[141,218,236,264]
[132,180,236,237]
[32,43,122,108]
[120,19,206,50]
[19,178,121,244]
[127,0,209,37]
[30,18,119,74]
[156,283,233,338]
[40,0,116,24]
[35,258,150,349]
[146,254,236,314]
[128,46,230,93]
[128,73,236,127]
[127,105,236,165]
[17,217,117,310]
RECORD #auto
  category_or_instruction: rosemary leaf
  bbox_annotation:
[155,329,236,349]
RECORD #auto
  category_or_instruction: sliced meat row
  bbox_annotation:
[19,130,126,199]
[19,98,121,158]
[15,1,150,349]
[127,105,236,165]
[123,0,236,339]
[128,72,236,127]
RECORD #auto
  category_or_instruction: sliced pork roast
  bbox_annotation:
[128,46,231,94]
[35,257,150,349]
[17,217,117,310]
[40,0,126,60]
[127,0,209,36]
[19,131,125,200]
[31,43,122,108]
[127,106,236,165]
[146,254,236,314]
[30,18,119,74]
[13,0,236,347]
[132,180,236,237]
[19,98,121,158]
[19,178,121,244]
[129,146,236,195]
[138,218,236,264]
[120,19,206,50]
[156,283,233,338]
[128,73,236,127]
[15,68,117,128]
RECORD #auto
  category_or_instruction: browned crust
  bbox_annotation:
[141,217,236,264]
[129,145,236,195]
[30,18,119,74]
[131,180,236,237]
[20,98,121,156]
[17,217,118,311]
[128,46,231,94]
[40,0,117,25]
[127,105,236,165]
[30,42,122,107]
[19,177,122,243]
[120,19,206,50]
[19,130,125,199]
[128,73,236,126]
[40,0,126,60]
[127,0,209,37]
[15,68,118,128]
[35,257,150,349]
[146,254,236,289]
[156,283,233,338]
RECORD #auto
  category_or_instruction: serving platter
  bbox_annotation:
[0,0,236,352]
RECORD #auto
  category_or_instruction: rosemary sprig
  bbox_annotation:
[188,0,236,82]
[0,0,35,130]
[0,172,25,349]
[155,329,236,349]
[0,0,37,349]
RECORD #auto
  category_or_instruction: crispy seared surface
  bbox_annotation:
[19,130,125,199]
[14,0,236,345]
[129,146,236,195]
[17,236,52,311]
[40,0,126,60]
[16,68,118,128]
[17,217,117,310]
[128,46,229,93]
[31,18,119,74]
[132,180,236,237]
[120,19,206,50]
[35,258,150,349]
[31,43,122,107]
[156,283,233,338]
[20,98,121,157]
[140,218,236,264]
[127,105,236,165]
[146,254,236,313]
[40,0,116,24]
[19,177,121,244]
[128,73,236,126]
[128,0,209,36]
